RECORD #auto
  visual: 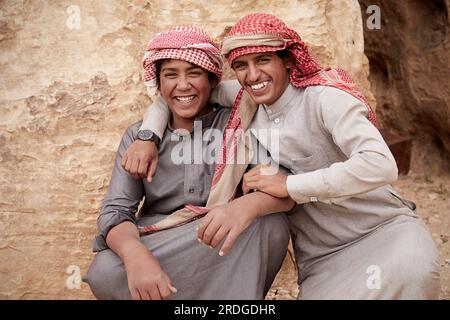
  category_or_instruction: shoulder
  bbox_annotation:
[209,104,232,120]
[303,85,359,102]
[214,104,232,117]
[121,121,143,144]
[304,85,369,116]
[208,105,232,130]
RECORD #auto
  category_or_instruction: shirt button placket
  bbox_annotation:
[185,142,196,200]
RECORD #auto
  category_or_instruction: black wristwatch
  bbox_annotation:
[137,129,160,145]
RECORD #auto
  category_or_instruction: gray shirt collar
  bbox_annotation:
[262,83,297,119]
[168,105,221,135]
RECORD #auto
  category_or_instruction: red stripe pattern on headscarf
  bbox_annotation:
[211,89,244,188]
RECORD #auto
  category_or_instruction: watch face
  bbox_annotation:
[138,130,153,140]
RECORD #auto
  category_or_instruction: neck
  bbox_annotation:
[171,117,194,131]
[171,105,213,131]
[267,78,290,107]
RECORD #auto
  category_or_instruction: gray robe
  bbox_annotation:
[83,107,290,299]
[248,84,440,299]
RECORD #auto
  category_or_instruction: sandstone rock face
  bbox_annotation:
[0,0,373,299]
[358,0,450,171]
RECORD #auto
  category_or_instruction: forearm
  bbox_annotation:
[105,221,157,267]
[106,221,173,300]
[286,91,398,205]
[138,80,241,139]
[232,191,295,218]
[106,221,144,260]
[139,96,170,139]
[287,149,397,204]
[209,80,241,106]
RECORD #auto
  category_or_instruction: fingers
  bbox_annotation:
[197,214,213,242]
[137,158,149,179]
[148,285,162,300]
[129,157,140,179]
[147,157,158,183]
[243,166,275,194]
[158,279,177,300]
[243,166,267,184]
[139,288,151,300]
[122,140,158,180]
[123,153,132,173]
[244,170,257,178]
[158,283,172,300]
[245,181,263,194]
[246,163,270,175]
[209,225,229,249]
[242,179,258,195]
[243,169,261,194]
[200,220,222,246]
[121,152,129,170]
[260,164,278,176]
[246,164,274,177]
[242,182,250,195]
[130,288,141,300]
[168,283,178,294]
[219,229,239,257]
[246,181,261,189]
[242,175,249,195]
[248,163,262,172]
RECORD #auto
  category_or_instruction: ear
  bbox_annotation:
[210,75,219,91]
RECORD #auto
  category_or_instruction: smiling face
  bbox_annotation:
[231,52,291,106]
[158,59,217,130]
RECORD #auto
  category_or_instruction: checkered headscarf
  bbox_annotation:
[222,13,377,126]
[143,25,223,96]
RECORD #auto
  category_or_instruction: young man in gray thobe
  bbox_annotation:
[123,14,440,299]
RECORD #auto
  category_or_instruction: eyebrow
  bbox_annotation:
[233,53,273,65]
[254,53,272,59]
[161,65,203,72]
[231,60,245,66]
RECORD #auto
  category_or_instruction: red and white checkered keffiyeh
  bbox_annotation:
[222,13,377,126]
[143,25,223,96]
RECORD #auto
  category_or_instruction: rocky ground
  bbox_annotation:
[267,157,450,300]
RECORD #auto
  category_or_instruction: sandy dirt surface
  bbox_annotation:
[267,171,450,300]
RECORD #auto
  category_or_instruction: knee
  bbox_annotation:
[388,257,440,299]
[261,213,290,251]
[83,250,129,300]
[387,233,440,298]
[399,250,440,298]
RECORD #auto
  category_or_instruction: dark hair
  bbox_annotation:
[155,59,218,90]
[275,50,293,74]
[275,49,292,62]
[155,60,163,89]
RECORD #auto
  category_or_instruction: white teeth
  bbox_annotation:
[250,81,269,90]
[176,96,195,103]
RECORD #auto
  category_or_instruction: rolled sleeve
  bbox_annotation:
[93,123,145,252]
[93,211,136,252]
